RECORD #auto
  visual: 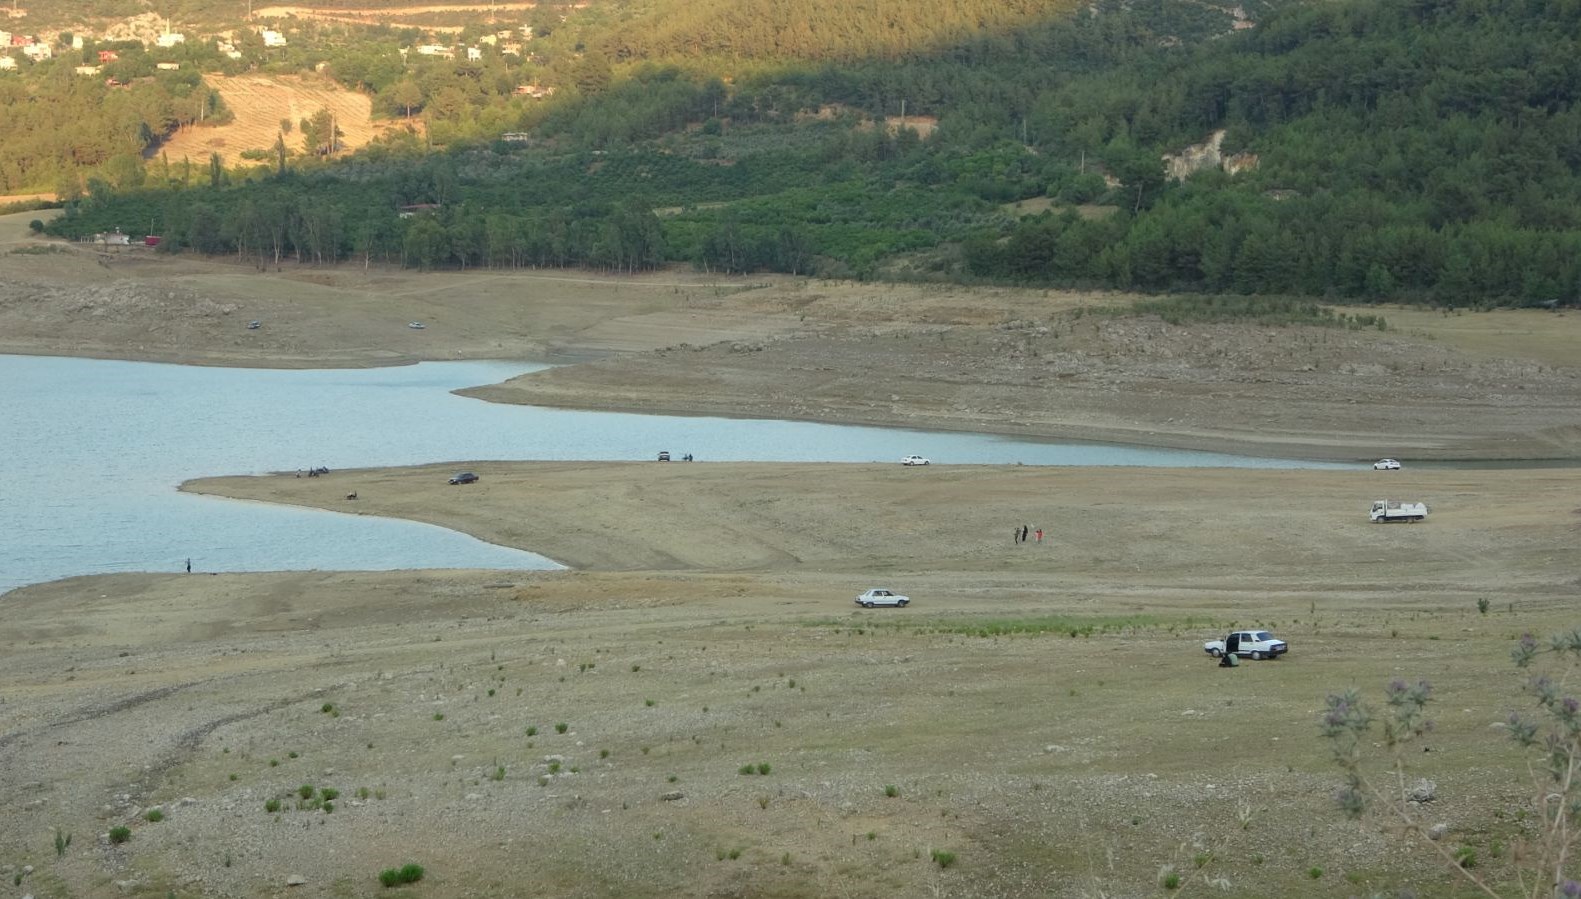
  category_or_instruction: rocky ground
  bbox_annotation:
[2,209,1580,897]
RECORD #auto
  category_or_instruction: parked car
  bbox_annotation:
[1373,458,1402,470]
[448,471,479,485]
[1204,630,1288,660]
[900,455,930,466]
[408,321,426,330]
[246,320,261,330]
[855,588,910,608]
[657,451,671,462]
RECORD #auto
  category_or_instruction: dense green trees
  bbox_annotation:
[28,0,1581,306]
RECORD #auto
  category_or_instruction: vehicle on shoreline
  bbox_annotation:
[1373,458,1402,470]
[901,455,930,466]
[448,471,478,485]
[856,588,910,608]
[1205,630,1287,660]
[1370,499,1427,522]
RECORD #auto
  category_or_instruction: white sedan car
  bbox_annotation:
[900,455,930,466]
[855,588,910,608]
[1373,458,1402,470]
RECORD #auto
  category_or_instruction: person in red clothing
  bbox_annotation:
[1035,528,1043,543]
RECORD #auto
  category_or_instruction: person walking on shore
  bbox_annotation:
[185,558,191,573]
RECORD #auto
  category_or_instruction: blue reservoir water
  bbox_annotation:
[0,355,1346,594]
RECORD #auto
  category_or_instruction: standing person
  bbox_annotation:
[185,558,191,573]
[1035,528,1043,543]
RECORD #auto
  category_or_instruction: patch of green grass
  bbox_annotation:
[108,826,131,844]
[931,849,957,868]
[378,863,425,887]
[525,725,538,736]
[299,784,315,800]
[555,722,569,734]
[884,784,899,798]
[321,788,339,801]
[145,809,164,823]
[265,798,281,813]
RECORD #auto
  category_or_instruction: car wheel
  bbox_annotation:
[1251,650,1265,661]
[1207,648,1222,658]
[862,601,873,608]
[898,600,908,607]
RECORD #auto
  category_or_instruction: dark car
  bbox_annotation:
[448,472,479,485]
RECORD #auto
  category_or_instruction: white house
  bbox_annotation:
[74,64,101,75]
[0,56,17,71]
[20,42,50,61]
[415,44,453,58]
[216,40,241,59]
[466,46,481,61]
[155,32,184,47]
[156,61,180,70]
[260,29,286,48]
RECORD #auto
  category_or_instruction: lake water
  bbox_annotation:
[0,354,1347,595]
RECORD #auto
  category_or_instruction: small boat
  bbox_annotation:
[407,321,426,330]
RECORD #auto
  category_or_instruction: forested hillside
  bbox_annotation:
[38,0,1581,306]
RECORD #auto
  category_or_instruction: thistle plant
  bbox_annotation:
[1321,628,1581,898]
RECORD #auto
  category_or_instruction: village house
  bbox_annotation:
[513,83,555,99]
[260,28,286,48]
[156,61,179,70]
[415,44,453,58]
[215,40,240,59]
[155,32,184,47]
[466,46,481,61]
[21,41,50,61]
[0,29,10,46]
[98,49,118,62]
[74,64,101,75]
[0,56,16,71]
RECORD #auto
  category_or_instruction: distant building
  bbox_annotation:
[0,30,9,46]
[21,42,50,61]
[156,61,180,70]
[98,49,118,62]
[397,204,442,218]
[501,42,522,56]
[501,132,531,142]
[260,29,286,48]
[466,46,481,61]
[0,56,16,71]
[415,44,453,58]
[513,83,555,99]
[74,64,101,75]
[69,34,84,49]
[155,32,184,47]
[215,40,241,59]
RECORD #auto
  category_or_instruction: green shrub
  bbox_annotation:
[883,784,899,798]
[931,849,956,868]
[108,826,131,844]
[145,809,164,823]
[378,863,426,887]
[321,788,339,801]
[555,722,569,734]
[265,798,281,813]
[298,784,315,800]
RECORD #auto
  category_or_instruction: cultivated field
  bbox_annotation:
[154,75,407,167]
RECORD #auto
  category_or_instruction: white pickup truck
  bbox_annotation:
[1370,500,1428,522]
[1204,630,1288,660]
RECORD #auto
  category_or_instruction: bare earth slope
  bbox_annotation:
[5,209,1578,460]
